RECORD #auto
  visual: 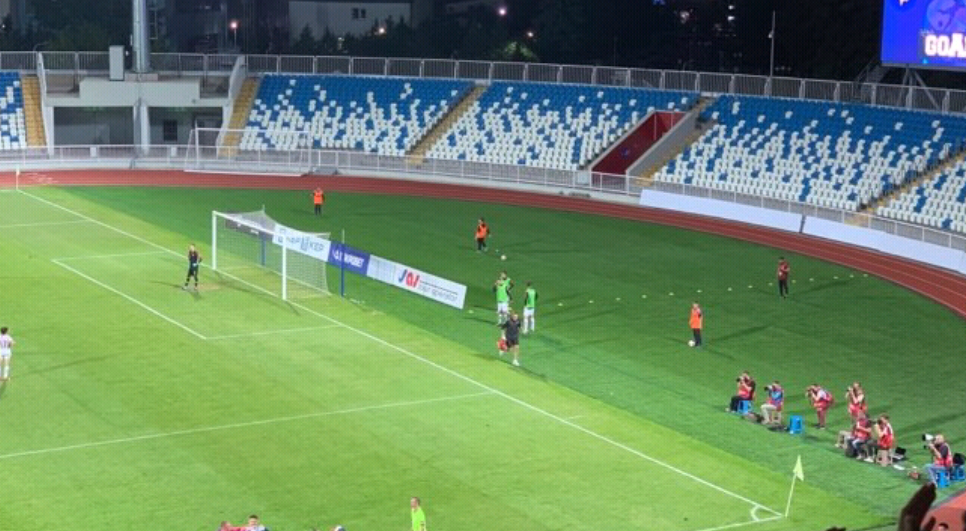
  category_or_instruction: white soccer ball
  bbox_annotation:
[688,339,696,347]
[500,254,507,261]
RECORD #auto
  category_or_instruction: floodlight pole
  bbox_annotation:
[769,10,776,79]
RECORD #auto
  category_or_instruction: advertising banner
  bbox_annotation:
[328,242,371,276]
[272,225,332,262]
[365,255,467,309]
[271,223,467,309]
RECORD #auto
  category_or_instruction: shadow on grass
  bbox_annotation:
[0,379,6,400]
[211,272,303,316]
[24,354,120,377]
[710,324,772,343]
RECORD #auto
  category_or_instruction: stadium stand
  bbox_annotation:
[241,75,473,156]
[877,158,966,232]
[654,95,966,211]
[0,72,26,151]
[424,82,696,170]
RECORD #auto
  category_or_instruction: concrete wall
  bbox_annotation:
[47,78,228,108]
[54,107,134,145]
[149,107,222,145]
[626,110,704,176]
[290,1,411,38]
[592,112,683,174]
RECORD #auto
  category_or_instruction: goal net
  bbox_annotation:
[211,209,330,300]
[186,127,314,174]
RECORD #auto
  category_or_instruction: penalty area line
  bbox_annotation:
[0,219,93,229]
[51,258,207,340]
[0,391,495,460]
[53,250,171,261]
[20,188,781,517]
[205,324,344,341]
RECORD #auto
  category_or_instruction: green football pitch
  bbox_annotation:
[1,185,962,531]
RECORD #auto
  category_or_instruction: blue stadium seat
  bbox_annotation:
[655,95,966,213]
[242,75,473,156]
[425,81,697,171]
[0,72,26,151]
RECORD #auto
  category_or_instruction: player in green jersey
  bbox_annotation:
[523,281,537,334]
[411,497,427,531]
[494,272,512,324]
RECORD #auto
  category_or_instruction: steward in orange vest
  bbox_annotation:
[475,218,490,252]
[689,302,703,347]
[313,188,325,216]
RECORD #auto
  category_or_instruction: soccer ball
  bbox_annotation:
[688,339,696,347]
[501,254,507,261]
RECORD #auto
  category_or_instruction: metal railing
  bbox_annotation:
[2,143,965,253]
[647,180,966,251]
[0,51,964,115]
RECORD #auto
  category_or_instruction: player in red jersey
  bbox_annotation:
[777,256,790,299]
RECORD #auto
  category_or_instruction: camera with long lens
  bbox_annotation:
[923,433,936,449]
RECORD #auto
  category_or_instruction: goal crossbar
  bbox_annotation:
[212,209,330,300]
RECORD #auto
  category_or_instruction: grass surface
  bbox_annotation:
[1,185,961,531]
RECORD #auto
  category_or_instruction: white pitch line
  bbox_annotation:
[206,324,343,341]
[0,219,92,229]
[0,391,494,461]
[54,250,170,261]
[20,189,782,517]
[51,259,207,340]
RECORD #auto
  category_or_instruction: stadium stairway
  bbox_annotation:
[633,97,716,188]
[220,77,261,156]
[865,147,966,214]
[21,75,45,148]
[407,84,487,164]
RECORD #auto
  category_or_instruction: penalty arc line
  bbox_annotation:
[0,391,495,461]
[20,189,784,517]
[51,259,208,340]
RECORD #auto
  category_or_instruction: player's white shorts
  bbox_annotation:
[497,302,509,313]
[523,307,534,319]
[0,350,11,359]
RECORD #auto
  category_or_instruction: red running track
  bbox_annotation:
[4,168,964,319]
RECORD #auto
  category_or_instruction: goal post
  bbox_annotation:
[211,209,331,301]
[186,127,314,174]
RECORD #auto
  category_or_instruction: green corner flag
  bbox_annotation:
[793,455,805,481]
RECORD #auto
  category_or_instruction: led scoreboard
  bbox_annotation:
[882,0,966,70]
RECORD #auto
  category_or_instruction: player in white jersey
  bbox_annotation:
[0,327,14,380]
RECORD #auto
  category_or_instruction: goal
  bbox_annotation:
[211,209,330,300]
[186,127,314,174]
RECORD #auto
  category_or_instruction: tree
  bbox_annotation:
[31,0,130,46]
[456,5,508,60]
[49,22,113,51]
[532,0,591,64]
[292,25,317,56]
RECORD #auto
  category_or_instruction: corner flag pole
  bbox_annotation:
[15,165,20,191]
[785,455,804,518]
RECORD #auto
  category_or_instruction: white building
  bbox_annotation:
[289,0,432,38]
[440,0,503,16]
